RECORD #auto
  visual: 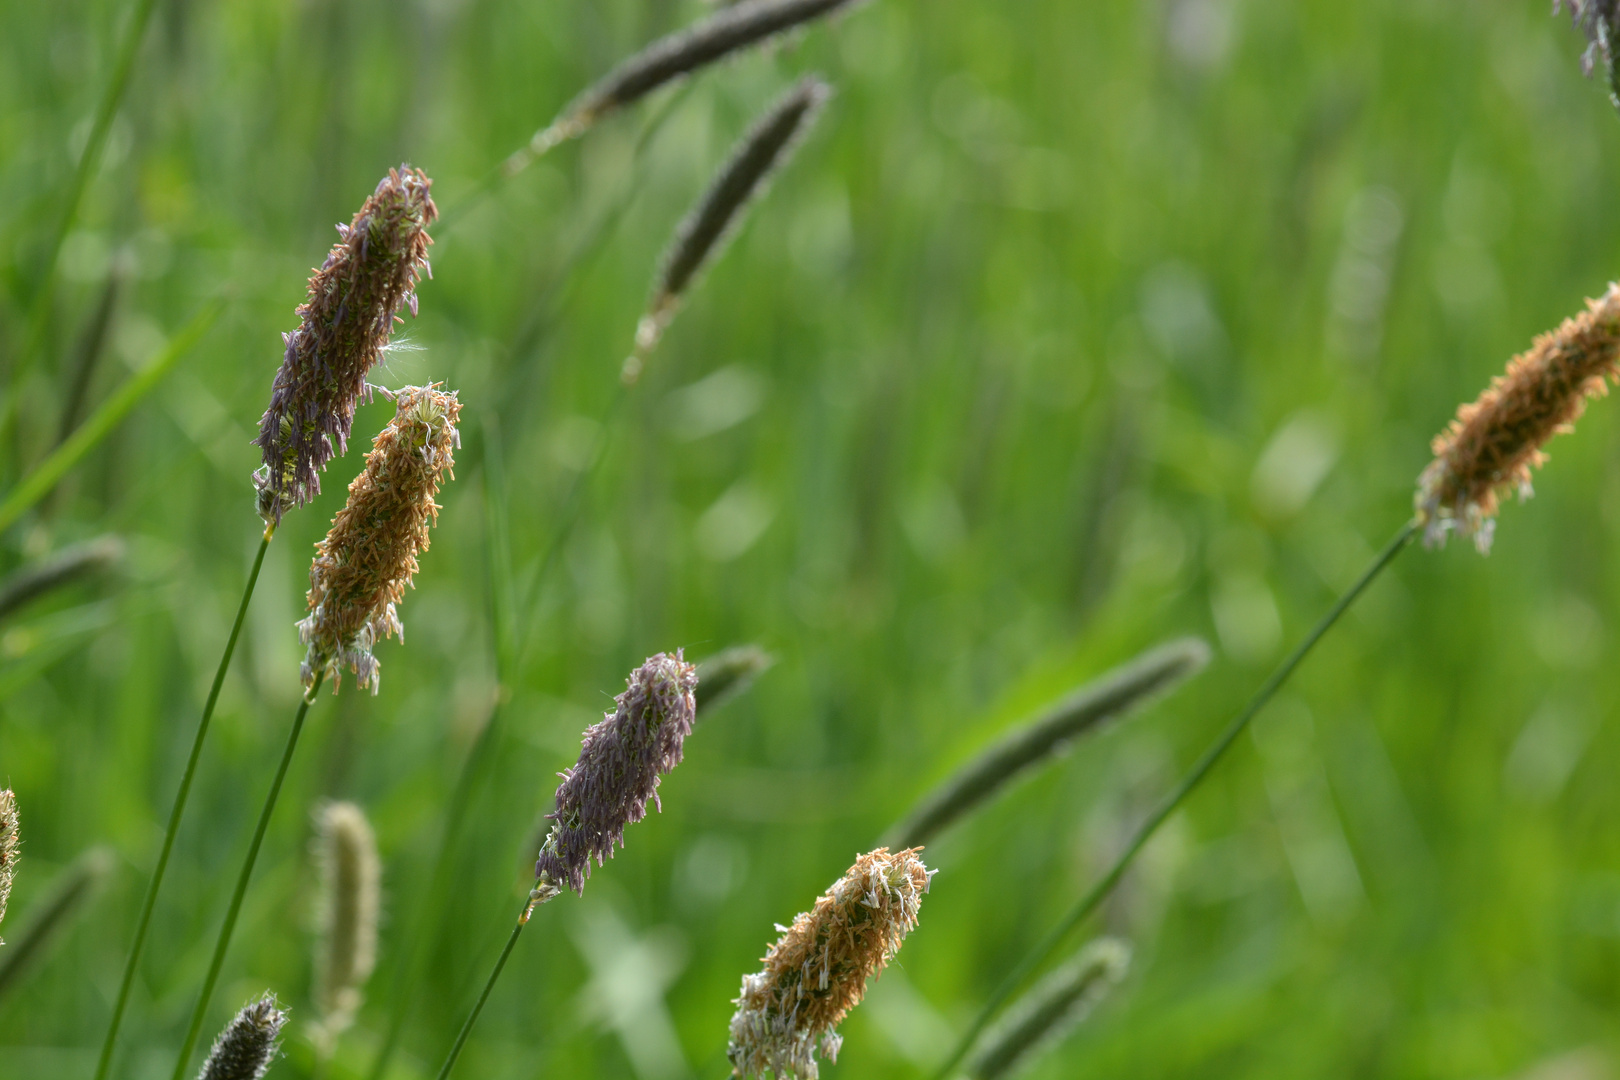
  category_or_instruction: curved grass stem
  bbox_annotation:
[169,670,327,1080]
[93,527,272,1080]
[929,519,1418,1080]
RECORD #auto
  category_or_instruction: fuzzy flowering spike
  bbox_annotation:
[1557,1,1620,106]
[0,789,15,943]
[1416,282,1620,553]
[254,166,436,524]
[197,993,288,1080]
[298,385,460,694]
[533,652,699,898]
[312,801,380,1052]
[728,847,933,1079]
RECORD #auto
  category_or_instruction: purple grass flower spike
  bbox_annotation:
[533,651,699,899]
[253,166,436,524]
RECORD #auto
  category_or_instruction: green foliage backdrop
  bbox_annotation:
[4,1,1620,1077]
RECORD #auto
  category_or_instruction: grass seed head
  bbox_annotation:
[0,790,15,942]
[534,0,857,155]
[254,166,437,524]
[533,651,699,898]
[299,384,460,694]
[311,801,379,1051]
[631,76,831,372]
[728,847,933,1079]
[968,938,1131,1080]
[1417,282,1620,553]
[1558,1,1620,106]
[197,993,288,1080]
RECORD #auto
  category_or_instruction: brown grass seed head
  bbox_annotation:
[1416,282,1620,553]
[254,166,437,524]
[298,384,460,694]
[728,846,933,1079]
[0,790,15,943]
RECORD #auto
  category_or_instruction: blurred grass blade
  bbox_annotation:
[695,644,774,716]
[0,847,116,1002]
[57,270,123,446]
[0,535,123,623]
[0,298,222,536]
[884,638,1211,850]
[968,938,1130,1080]
[9,0,163,422]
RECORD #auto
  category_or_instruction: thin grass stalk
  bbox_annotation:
[6,0,163,438]
[56,270,123,448]
[0,847,115,1001]
[92,528,273,1080]
[513,0,858,170]
[169,672,326,1080]
[883,637,1211,851]
[434,896,528,1080]
[0,298,223,535]
[929,519,1417,1080]
[0,535,123,623]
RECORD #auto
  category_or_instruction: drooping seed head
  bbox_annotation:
[533,651,698,898]
[728,847,933,1079]
[1557,1,1620,107]
[0,790,16,943]
[197,993,288,1080]
[311,801,379,1050]
[254,166,437,524]
[1416,282,1620,553]
[527,0,858,158]
[968,938,1131,1080]
[627,76,831,378]
[298,384,460,694]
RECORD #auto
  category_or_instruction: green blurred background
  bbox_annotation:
[5,0,1620,1077]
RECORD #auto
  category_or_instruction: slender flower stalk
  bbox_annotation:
[1416,282,1620,552]
[170,673,325,1080]
[968,939,1130,1080]
[254,167,437,522]
[626,76,831,381]
[0,847,115,1002]
[197,994,288,1080]
[432,652,699,1080]
[884,638,1211,851]
[311,802,380,1055]
[729,847,934,1079]
[300,384,462,694]
[512,0,859,170]
[0,790,16,943]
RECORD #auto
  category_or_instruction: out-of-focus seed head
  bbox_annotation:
[968,938,1131,1080]
[298,385,460,694]
[254,166,436,524]
[0,790,16,943]
[533,652,698,899]
[197,993,288,1080]
[728,847,933,1079]
[311,801,379,1052]
[1416,282,1620,553]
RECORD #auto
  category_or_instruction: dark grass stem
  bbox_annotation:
[8,0,162,437]
[93,528,272,1080]
[929,519,1418,1080]
[434,897,530,1080]
[169,669,327,1080]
